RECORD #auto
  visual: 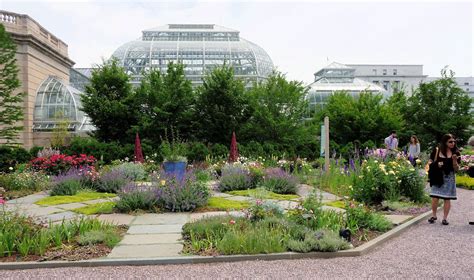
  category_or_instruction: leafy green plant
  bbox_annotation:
[50,179,82,196]
[160,129,188,162]
[110,162,147,181]
[287,229,350,253]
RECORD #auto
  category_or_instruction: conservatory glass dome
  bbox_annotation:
[111,24,274,85]
[306,62,388,116]
[33,76,94,132]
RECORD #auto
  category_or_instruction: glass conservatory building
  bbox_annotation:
[111,24,274,85]
[306,62,387,115]
[33,76,94,132]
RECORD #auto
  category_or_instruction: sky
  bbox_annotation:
[1,0,473,84]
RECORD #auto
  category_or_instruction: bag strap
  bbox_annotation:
[434,147,439,162]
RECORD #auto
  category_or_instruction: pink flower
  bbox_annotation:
[229,219,236,225]
[0,197,6,205]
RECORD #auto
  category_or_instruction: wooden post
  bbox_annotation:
[324,116,330,173]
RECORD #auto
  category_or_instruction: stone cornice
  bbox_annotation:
[11,33,75,68]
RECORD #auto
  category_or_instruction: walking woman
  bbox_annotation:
[428,134,461,225]
[407,135,421,166]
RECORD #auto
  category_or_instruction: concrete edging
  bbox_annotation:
[0,209,436,270]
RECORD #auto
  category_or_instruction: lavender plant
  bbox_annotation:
[218,164,253,192]
[97,168,131,193]
[158,171,210,212]
[262,168,298,194]
[115,182,158,212]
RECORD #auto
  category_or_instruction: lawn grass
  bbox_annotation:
[323,200,346,209]
[197,197,251,211]
[36,191,116,206]
[226,188,299,200]
[73,202,116,215]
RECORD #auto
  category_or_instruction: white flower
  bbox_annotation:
[8,167,13,171]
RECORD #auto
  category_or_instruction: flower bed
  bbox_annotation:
[182,194,393,255]
[0,212,125,262]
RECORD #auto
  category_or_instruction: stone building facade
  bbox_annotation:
[1,10,75,148]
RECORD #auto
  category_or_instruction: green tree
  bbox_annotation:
[134,62,196,144]
[195,65,251,144]
[242,72,315,155]
[0,24,25,144]
[81,59,137,143]
[50,110,70,148]
[407,68,473,148]
[315,91,404,149]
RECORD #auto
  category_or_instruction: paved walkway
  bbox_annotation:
[2,188,473,279]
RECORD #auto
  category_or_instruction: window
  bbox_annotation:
[373,80,379,84]
[393,81,400,90]
[383,81,390,90]
[393,69,397,75]
[383,69,387,76]
[372,69,377,75]
[464,82,469,85]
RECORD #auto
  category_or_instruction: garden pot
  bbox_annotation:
[163,161,187,181]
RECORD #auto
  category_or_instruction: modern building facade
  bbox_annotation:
[1,10,91,148]
[347,64,427,95]
[306,62,386,115]
[111,24,274,86]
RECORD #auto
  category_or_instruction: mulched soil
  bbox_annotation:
[0,244,111,262]
[350,229,383,248]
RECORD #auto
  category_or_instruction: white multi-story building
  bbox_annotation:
[347,64,427,95]
[426,76,474,112]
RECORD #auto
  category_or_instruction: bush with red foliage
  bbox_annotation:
[30,154,96,175]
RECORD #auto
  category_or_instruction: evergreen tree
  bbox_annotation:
[0,24,25,144]
[195,65,251,144]
[81,59,137,143]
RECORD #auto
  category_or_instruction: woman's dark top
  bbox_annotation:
[430,147,461,174]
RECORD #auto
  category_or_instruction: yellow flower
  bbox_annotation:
[389,171,395,175]
[160,180,166,186]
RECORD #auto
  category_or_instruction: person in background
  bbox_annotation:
[384,130,398,151]
[468,135,474,225]
[427,134,461,226]
[407,135,421,166]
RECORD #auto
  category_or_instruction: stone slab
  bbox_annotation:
[276,200,300,210]
[225,196,254,202]
[128,224,183,234]
[6,193,48,205]
[97,214,136,225]
[23,206,63,217]
[189,211,230,221]
[321,205,346,213]
[120,234,182,245]
[297,185,340,201]
[55,202,88,210]
[132,213,190,225]
[108,244,183,258]
[43,211,78,222]
[211,192,233,198]
[384,214,413,225]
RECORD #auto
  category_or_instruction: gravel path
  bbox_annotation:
[2,188,473,280]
